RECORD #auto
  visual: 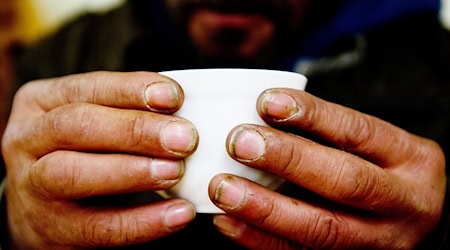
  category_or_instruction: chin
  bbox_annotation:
[187,9,276,61]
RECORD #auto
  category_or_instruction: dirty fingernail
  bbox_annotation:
[150,159,184,180]
[259,90,298,121]
[145,81,180,111]
[214,176,246,210]
[228,127,266,162]
[160,120,198,156]
[164,202,196,229]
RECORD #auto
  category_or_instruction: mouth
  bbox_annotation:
[195,10,266,42]
[168,0,292,27]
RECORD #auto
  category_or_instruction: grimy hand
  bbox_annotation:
[2,71,199,249]
[209,88,446,249]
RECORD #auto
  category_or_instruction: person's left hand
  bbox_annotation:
[208,88,446,249]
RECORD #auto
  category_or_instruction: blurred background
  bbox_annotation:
[1,0,450,50]
[0,0,125,48]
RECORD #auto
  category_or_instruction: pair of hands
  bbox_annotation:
[1,71,446,249]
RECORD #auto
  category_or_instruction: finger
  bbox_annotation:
[209,174,417,249]
[41,200,196,247]
[256,89,433,167]
[213,215,303,250]
[225,124,412,213]
[11,103,198,159]
[28,151,184,199]
[10,71,184,120]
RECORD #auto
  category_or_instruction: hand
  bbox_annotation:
[1,71,198,249]
[209,88,446,249]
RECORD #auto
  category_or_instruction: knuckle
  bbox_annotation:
[45,103,96,144]
[27,161,49,197]
[55,160,81,197]
[1,131,11,154]
[13,80,39,102]
[340,114,375,151]
[30,154,81,198]
[254,196,277,224]
[1,117,30,161]
[82,213,140,246]
[421,139,446,172]
[275,139,304,178]
[303,212,341,249]
[82,214,115,246]
[126,113,148,148]
[334,161,375,202]
[0,125,18,161]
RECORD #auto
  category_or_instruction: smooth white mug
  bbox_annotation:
[159,68,307,213]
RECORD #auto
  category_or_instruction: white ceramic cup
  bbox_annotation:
[159,68,307,213]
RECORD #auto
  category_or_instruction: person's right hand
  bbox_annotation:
[1,71,199,249]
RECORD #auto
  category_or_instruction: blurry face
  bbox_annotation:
[164,0,310,60]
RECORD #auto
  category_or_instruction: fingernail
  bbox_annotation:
[214,176,246,210]
[213,215,246,238]
[164,202,196,229]
[259,90,298,121]
[145,81,180,111]
[228,127,266,162]
[160,120,198,156]
[150,159,184,180]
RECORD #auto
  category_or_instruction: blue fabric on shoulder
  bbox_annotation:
[299,0,441,57]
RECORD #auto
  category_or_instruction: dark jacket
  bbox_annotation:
[3,0,450,248]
